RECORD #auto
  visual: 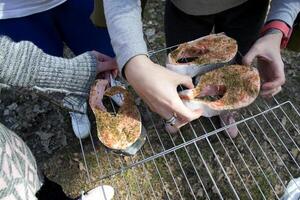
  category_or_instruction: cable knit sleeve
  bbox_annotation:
[0,36,97,112]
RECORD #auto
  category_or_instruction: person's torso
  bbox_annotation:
[0,0,67,19]
[170,0,248,15]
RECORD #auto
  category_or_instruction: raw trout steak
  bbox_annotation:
[179,65,260,117]
[89,80,142,150]
[167,33,238,77]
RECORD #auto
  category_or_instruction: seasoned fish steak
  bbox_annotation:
[89,80,142,150]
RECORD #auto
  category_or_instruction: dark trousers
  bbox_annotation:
[35,176,72,200]
[0,0,114,57]
[164,0,269,61]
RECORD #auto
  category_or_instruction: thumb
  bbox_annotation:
[165,109,202,133]
[92,50,113,61]
[243,46,259,66]
[175,98,202,122]
[97,59,118,73]
[178,75,194,89]
[191,108,203,117]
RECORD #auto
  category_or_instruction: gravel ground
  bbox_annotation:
[1,1,300,199]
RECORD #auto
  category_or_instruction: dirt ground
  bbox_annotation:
[1,1,300,199]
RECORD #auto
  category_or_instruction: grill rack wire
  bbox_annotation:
[71,43,300,200]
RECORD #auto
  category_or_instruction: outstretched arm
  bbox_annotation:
[243,0,300,98]
[103,1,202,131]
[0,36,97,94]
[0,36,117,112]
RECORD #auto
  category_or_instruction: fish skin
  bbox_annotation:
[89,79,108,111]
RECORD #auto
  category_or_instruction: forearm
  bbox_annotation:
[267,0,300,27]
[103,0,148,74]
[0,36,97,97]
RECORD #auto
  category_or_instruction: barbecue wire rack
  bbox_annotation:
[71,42,300,200]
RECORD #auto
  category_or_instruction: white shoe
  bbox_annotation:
[79,185,114,200]
[70,104,91,139]
[281,177,300,200]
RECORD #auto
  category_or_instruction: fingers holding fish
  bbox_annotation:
[164,112,177,124]
[261,76,285,91]
[164,115,188,134]
[146,94,202,130]
[178,85,227,101]
[92,50,118,75]
[167,96,203,122]
[165,118,183,134]
[124,55,203,128]
[261,86,282,99]
[243,32,285,99]
[176,74,195,89]
[92,50,113,61]
[96,59,118,74]
[165,110,203,134]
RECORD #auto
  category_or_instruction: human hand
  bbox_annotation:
[243,31,285,98]
[91,51,118,76]
[125,55,202,132]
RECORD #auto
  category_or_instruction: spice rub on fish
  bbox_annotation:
[179,65,260,117]
[89,80,141,150]
[167,33,238,77]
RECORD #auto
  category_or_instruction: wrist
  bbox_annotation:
[263,28,283,38]
[261,29,283,49]
[260,20,292,48]
[36,53,96,95]
[123,55,151,80]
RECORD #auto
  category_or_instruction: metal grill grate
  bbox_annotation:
[74,45,300,200]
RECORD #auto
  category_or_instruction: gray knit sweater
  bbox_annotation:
[0,36,97,113]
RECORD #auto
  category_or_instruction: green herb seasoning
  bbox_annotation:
[196,65,259,105]
[171,34,237,66]
[92,86,141,149]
